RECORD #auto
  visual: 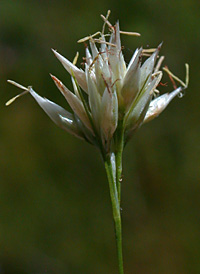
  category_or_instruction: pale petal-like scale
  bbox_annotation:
[144,87,182,123]
[85,64,102,132]
[121,48,142,109]
[71,76,81,99]
[101,88,118,141]
[125,72,163,134]
[28,87,84,139]
[109,22,125,71]
[52,49,88,92]
[74,115,96,145]
[85,47,93,66]
[108,22,126,93]
[51,75,92,132]
[139,43,162,90]
[100,36,108,62]
[89,41,106,95]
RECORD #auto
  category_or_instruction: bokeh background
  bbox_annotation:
[1,0,199,273]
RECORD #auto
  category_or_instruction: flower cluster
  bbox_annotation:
[7,13,188,156]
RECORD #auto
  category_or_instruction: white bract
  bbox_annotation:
[7,13,189,155]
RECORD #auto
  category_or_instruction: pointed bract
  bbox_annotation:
[28,87,85,139]
[140,43,162,90]
[144,87,182,123]
[50,75,93,132]
[121,48,142,109]
[85,47,93,66]
[101,88,118,141]
[52,49,88,92]
[125,72,162,132]
[108,22,126,85]
[86,64,102,132]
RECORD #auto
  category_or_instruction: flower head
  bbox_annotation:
[7,11,189,156]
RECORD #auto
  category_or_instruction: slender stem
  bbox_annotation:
[105,154,124,274]
[115,119,124,205]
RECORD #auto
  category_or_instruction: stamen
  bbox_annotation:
[100,14,113,29]
[7,80,29,91]
[142,53,152,57]
[77,31,101,43]
[73,52,79,65]
[102,10,111,35]
[142,48,157,53]
[154,56,165,73]
[163,66,188,88]
[5,90,29,106]
[6,80,29,106]
[93,39,116,47]
[149,71,163,95]
[164,66,177,89]
[177,64,189,98]
[185,63,189,87]
[119,30,141,37]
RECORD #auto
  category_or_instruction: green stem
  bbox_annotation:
[115,119,124,205]
[105,154,124,274]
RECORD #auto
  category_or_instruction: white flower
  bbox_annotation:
[7,13,189,155]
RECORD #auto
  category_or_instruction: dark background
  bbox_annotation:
[1,1,199,273]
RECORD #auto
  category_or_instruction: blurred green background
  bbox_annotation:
[1,0,199,273]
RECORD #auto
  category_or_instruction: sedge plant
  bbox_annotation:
[6,11,189,274]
